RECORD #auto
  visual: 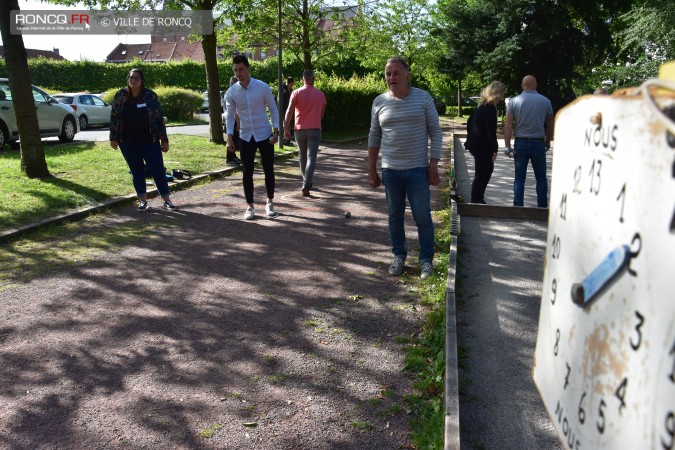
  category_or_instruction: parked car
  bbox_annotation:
[201,90,226,113]
[52,93,112,130]
[462,96,478,106]
[0,78,79,147]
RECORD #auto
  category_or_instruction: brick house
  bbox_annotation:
[0,46,65,60]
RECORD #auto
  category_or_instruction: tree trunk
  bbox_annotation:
[457,78,463,117]
[202,30,225,145]
[0,0,50,178]
[301,0,313,70]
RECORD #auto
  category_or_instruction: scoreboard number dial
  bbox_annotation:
[533,78,675,450]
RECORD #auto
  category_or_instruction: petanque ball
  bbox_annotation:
[344,211,351,218]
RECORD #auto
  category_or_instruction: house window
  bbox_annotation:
[121,50,126,55]
[261,51,266,59]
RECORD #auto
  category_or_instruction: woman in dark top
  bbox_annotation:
[109,69,176,211]
[464,81,505,204]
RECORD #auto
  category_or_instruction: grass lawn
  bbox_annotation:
[0,135,291,232]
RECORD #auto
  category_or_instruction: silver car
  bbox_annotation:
[52,93,112,130]
[0,78,79,147]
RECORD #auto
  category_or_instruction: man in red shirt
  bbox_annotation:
[284,70,327,196]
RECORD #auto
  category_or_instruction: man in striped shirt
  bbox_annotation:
[368,57,443,280]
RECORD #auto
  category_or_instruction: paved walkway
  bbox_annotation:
[455,136,553,207]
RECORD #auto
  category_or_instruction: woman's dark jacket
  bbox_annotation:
[109,87,168,144]
[464,103,498,157]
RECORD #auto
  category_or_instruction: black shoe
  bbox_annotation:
[302,187,310,197]
[137,201,148,211]
[227,156,242,166]
[163,201,177,211]
[283,140,293,146]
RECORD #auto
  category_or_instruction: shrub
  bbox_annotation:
[153,86,203,120]
[100,86,202,121]
[315,73,384,131]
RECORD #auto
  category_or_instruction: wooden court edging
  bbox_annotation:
[444,200,460,449]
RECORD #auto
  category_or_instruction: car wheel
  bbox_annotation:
[0,121,8,148]
[58,116,76,142]
[78,114,88,130]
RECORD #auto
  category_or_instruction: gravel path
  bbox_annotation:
[0,141,449,450]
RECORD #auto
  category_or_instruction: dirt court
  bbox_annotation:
[0,141,450,450]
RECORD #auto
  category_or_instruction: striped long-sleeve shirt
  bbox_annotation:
[368,87,443,170]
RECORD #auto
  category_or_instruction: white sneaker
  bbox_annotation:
[244,207,255,220]
[266,202,279,218]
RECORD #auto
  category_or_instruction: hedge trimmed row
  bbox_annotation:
[0,58,386,130]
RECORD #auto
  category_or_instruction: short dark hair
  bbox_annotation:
[232,54,249,67]
[286,77,294,84]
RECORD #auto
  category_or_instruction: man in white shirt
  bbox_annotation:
[225,55,280,219]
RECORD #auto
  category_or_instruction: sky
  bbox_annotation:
[1,0,150,62]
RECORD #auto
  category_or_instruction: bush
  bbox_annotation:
[100,86,202,121]
[315,73,384,131]
[153,86,203,120]
[0,57,388,129]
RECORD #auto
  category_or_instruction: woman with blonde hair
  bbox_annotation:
[464,81,505,204]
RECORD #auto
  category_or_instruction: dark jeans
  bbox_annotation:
[382,167,435,263]
[513,139,548,207]
[239,135,275,204]
[471,152,494,203]
[120,141,169,196]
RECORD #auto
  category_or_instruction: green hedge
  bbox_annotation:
[314,73,383,131]
[100,86,202,121]
[0,57,387,130]
[0,57,306,93]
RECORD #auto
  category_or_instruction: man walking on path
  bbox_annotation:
[284,70,327,196]
[225,55,280,220]
[503,75,553,208]
[368,57,443,280]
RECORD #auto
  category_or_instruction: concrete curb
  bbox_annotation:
[0,149,298,244]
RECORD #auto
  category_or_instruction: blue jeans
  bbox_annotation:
[513,139,548,207]
[382,167,434,263]
[120,141,169,196]
[294,129,321,189]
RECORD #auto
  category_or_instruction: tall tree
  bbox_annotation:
[359,0,433,70]
[219,0,366,70]
[604,0,675,88]
[435,0,633,110]
[0,0,50,178]
[434,0,496,114]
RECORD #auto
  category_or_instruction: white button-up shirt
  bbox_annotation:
[225,77,279,143]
